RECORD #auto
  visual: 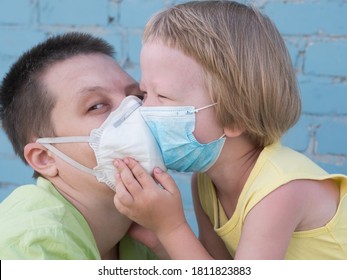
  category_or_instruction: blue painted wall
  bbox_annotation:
[1,0,347,233]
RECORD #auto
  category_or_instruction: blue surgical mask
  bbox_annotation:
[139,103,225,172]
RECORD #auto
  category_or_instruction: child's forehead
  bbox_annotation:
[142,43,204,77]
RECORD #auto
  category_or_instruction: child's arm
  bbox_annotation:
[191,173,233,259]
[236,178,339,259]
[113,158,213,259]
[235,181,308,259]
[127,223,170,259]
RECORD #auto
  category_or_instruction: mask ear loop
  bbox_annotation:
[193,103,218,113]
[36,137,94,175]
[190,103,225,140]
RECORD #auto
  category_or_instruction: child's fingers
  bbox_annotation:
[153,167,179,195]
[114,159,143,196]
[114,176,133,214]
[123,157,158,190]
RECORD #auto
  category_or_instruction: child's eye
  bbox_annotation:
[158,95,169,100]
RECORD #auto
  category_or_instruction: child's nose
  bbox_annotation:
[141,94,159,107]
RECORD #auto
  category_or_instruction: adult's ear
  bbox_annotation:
[24,143,58,177]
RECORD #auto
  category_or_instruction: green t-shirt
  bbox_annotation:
[0,177,156,260]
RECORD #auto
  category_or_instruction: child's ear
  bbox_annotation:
[24,143,58,177]
[223,126,244,138]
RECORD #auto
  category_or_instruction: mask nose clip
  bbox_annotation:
[112,102,141,128]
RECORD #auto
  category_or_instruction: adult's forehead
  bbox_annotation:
[41,54,118,87]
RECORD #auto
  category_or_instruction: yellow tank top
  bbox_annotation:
[198,143,347,259]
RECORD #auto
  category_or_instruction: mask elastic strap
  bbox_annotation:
[193,103,217,113]
[36,137,94,175]
[37,136,90,144]
[219,133,226,139]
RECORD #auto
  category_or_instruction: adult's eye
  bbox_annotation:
[88,103,105,111]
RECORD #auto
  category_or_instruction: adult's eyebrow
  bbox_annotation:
[124,82,143,98]
[76,86,107,96]
[75,84,143,101]
[71,86,110,107]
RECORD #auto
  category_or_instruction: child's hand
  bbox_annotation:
[113,158,187,238]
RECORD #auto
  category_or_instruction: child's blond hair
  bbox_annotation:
[143,0,301,147]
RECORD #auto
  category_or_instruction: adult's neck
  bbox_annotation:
[50,177,132,259]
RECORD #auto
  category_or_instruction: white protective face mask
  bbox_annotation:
[36,95,166,191]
